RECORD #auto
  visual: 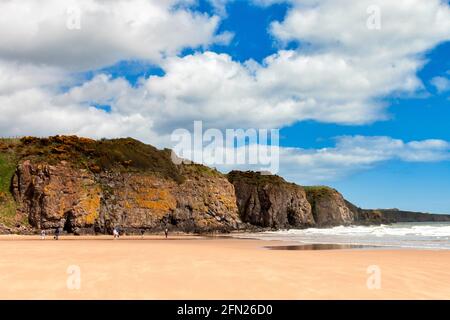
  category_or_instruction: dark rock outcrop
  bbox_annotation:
[227,171,313,228]
[303,186,354,226]
[344,201,387,225]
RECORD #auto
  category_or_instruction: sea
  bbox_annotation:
[233,222,450,250]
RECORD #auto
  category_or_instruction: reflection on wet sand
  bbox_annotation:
[265,244,381,250]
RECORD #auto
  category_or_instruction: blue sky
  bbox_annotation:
[108,0,450,212]
[279,40,450,212]
[141,0,450,212]
[207,1,450,213]
[1,0,449,213]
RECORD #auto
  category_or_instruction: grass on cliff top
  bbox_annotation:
[181,163,223,178]
[303,186,336,199]
[2,136,185,183]
[227,170,296,187]
[0,152,19,227]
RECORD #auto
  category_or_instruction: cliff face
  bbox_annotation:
[11,161,240,234]
[304,187,354,227]
[344,200,386,225]
[227,172,363,228]
[227,171,450,228]
[1,135,449,235]
[12,160,101,232]
[227,171,313,229]
[93,166,240,234]
[5,136,240,234]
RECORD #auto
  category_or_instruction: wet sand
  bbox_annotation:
[0,235,449,299]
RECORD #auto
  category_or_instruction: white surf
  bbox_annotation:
[234,222,450,249]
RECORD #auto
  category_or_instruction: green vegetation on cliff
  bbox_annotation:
[1,136,184,183]
[303,186,336,199]
[181,163,222,178]
[227,170,296,187]
[0,151,18,226]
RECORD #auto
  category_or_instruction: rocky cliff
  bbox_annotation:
[227,172,370,228]
[303,186,354,226]
[227,171,313,229]
[1,135,449,235]
[1,136,240,234]
[344,200,387,225]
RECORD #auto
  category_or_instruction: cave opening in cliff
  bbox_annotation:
[63,211,75,234]
[287,208,297,226]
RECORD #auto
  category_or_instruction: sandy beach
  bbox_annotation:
[0,235,449,300]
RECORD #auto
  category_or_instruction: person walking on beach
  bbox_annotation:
[140,229,145,239]
[40,230,46,240]
[164,227,169,239]
[113,227,119,239]
[54,227,60,240]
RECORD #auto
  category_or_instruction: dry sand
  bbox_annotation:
[0,235,449,299]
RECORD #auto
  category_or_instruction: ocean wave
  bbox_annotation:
[234,222,450,249]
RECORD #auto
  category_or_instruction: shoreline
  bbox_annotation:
[1,233,448,251]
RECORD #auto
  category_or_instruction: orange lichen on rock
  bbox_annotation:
[6,137,242,233]
[77,186,101,225]
[11,160,102,229]
[133,188,176,216]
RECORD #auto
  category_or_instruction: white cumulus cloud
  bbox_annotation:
[278,136,450,184]
[0,0,225,71]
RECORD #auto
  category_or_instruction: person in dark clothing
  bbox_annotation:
[54,227,60,240]
[140,229,145,239]
[164,227,169,239]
